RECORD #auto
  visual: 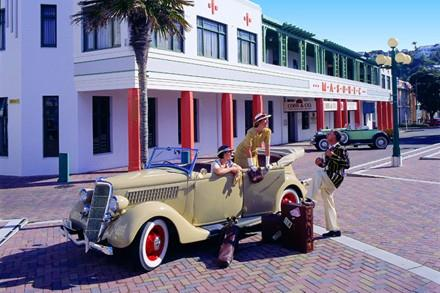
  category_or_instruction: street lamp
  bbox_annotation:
[375,38,412,167]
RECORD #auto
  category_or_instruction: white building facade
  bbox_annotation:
[0,0,392,176]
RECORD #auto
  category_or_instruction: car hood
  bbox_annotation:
[106,168,188,190]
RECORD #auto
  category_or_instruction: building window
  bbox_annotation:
[302,112,310,130]
[233,100,237,138]
[43,96,59,157]
[0,98,7,156]
[93,96,111,154]
[41,5,57,47]
[197,16,227,60]
[178,98,199,144]
[237,29,257,65]
[83,20,121,52]
[268,101,274,133]
[387,76,391,90]
[151,25,183,52]
[0,9,5,50]
[244,100,253,133]
[148,98,157,148]
[381,74,386,89]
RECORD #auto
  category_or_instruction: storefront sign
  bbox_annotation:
[324,101,338,111]
[310,81,367,96]
[347,102,358,111]
[283,99,316,112]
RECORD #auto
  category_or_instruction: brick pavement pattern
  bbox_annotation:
[0,223,438,293]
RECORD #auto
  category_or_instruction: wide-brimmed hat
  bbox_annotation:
[217,145,233,157]
[254,113,271,124]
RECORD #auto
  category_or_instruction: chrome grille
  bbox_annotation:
[126,186,178,204]
[85,183,111,242]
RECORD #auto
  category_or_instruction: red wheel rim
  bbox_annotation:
[282,192,298,205]
[145,225,165,261]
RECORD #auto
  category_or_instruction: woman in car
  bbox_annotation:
[211,145,242,176]
[234,113,272,169]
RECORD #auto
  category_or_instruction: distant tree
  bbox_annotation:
[409,69,440,120]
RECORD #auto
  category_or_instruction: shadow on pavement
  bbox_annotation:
[0,232,310,290]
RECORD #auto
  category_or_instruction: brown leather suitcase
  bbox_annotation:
[261,213,283,242]
[281,200,315,253]
[217,222,240,268]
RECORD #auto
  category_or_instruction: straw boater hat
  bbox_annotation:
[217,145,233,158]
[254,113,271,126]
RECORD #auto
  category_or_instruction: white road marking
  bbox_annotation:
[0,218,28,247]
[348,143,440,172]
[27,219,63,226]
[314,225,440,284]
[351,173,440,185]
[420,150,440,160]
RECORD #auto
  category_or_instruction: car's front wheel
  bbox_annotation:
[373,135,388,149]
[134,219,170,271]
[277,188,302,211]
[340,132,349,145]
[316,138,329,151]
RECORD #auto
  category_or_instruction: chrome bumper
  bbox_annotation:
[60,219,113,256]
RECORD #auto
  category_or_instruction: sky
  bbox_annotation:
[253,0,439,52]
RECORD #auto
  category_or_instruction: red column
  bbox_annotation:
[316,98,324,131]
[355,100,361,127]
[382,101,389,130]
[335,99,342,128]
[221,93,234,147]
[388,102,393,129]
[128,88,141,171]
[252,95,264,119]
[342,100,348,127]
[180,91,194,149]
[376,102,381,130]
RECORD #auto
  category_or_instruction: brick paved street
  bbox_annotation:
[0,128,439,292]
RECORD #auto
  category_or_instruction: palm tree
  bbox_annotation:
[73,0,193,169]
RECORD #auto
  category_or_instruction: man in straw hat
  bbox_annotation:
[234,113,272,170]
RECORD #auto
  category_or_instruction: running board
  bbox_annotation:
[201,215,262,237]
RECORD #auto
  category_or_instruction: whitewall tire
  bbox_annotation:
[138,219,169,271]
[278,188,301,211]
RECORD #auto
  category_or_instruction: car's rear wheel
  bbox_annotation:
[134,219,169,271]
[373,135,388,149]
[277,188,301,211]
[316,138,329,151]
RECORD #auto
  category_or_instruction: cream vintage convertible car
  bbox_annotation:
[61,146,307,271]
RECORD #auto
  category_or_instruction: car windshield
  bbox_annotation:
[147,147,199,176]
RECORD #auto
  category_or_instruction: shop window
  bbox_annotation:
[268,100,274,133]
[43,96,59,157]
[93,96,111,154]
[0,97,7,156]
[244,100,253,133]
[302,112,310,130]
[148,98,157,148]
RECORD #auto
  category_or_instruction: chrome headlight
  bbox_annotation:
[79,188,93,204]
[108,195,129,213]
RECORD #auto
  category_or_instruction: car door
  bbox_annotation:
[242,167,285,216]
[192,173,243,226]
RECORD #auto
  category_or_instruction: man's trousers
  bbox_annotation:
[308,169,339,231]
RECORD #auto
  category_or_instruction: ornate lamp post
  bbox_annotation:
[376,38,412,167]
